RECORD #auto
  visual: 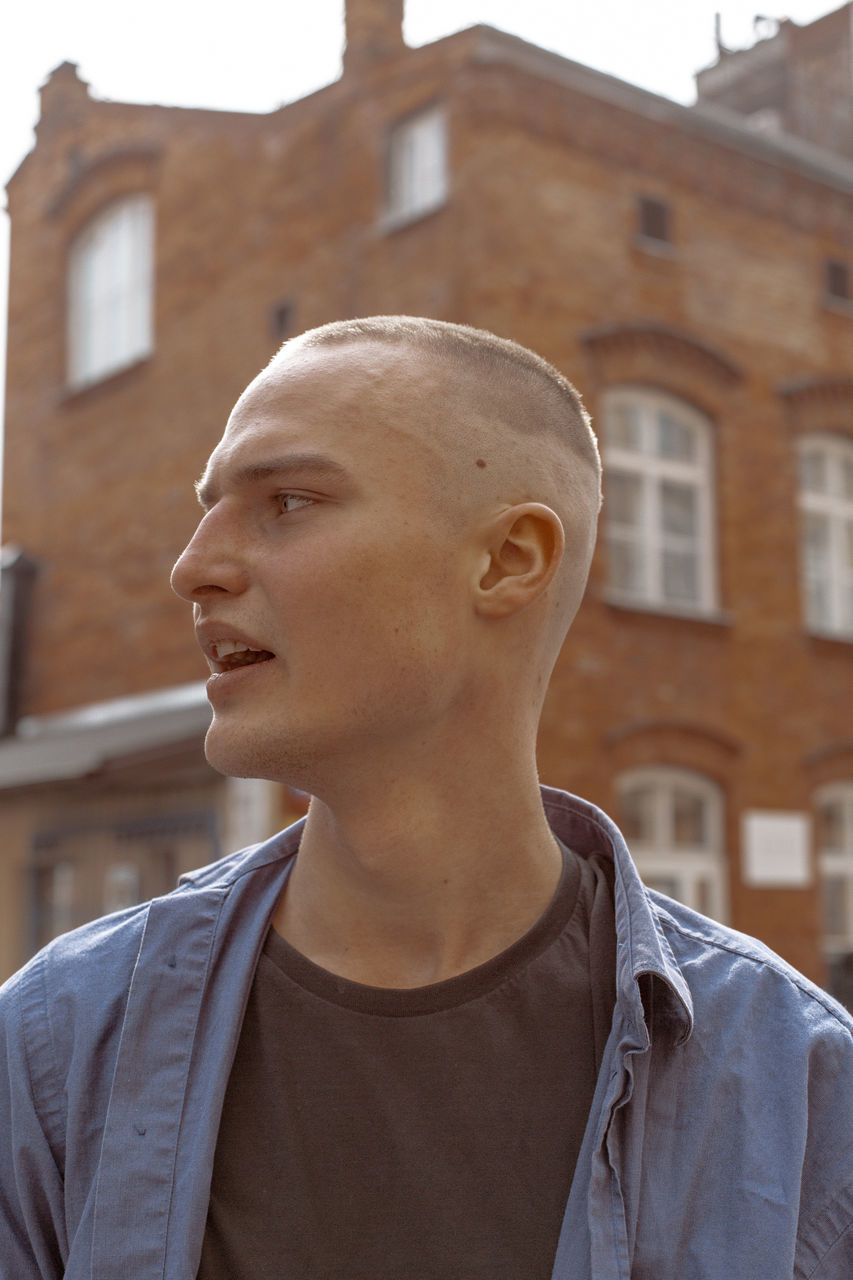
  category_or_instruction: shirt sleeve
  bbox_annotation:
[0,960,68,1279]
[798,1190,853,1279]
[795,1009,853,1280]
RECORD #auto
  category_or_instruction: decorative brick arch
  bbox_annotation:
[804,738,853,790]
[580,320,743,418]
[603,716,742,785]
[778,377,853,438]
[49,146,161,238]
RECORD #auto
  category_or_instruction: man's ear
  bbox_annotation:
[474,503,565,619]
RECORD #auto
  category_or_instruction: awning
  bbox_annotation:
[0,682,211,787]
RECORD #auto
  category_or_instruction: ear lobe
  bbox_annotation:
[475,503,565,619]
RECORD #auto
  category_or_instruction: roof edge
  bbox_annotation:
[469,24,853,195]
[0,682,211,789]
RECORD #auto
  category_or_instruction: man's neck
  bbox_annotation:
[271,771,562,989]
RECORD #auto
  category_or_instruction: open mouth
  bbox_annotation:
[209,639,275,674]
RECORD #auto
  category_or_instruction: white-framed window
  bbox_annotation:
[798,434,853,639]
[385,104,448,226]
[816,783,853,958]
[67,192,154,389]
[603,388,717,613]
[617,766,728,921]
[30,815,215,955]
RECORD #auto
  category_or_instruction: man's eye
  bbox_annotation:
[277,493,314,514]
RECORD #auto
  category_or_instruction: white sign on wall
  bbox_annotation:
[741,810,811,887]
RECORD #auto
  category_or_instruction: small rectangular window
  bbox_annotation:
[637,196,672,246]
[386,104,448,226]
[825,259,851,302]
[270,300,294,341]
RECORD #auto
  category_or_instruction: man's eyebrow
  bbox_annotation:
[194,452,350,509]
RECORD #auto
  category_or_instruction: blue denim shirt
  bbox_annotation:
[2,786,852,1279]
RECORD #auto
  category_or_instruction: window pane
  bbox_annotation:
[34,862,76,948]
[803,511,830,566]
[638,197,671,244]
[660,481,697,537]
[662,548,699,604]
[68,194,153,387]
[799,449,827,494]
[621,786,656,843]
[606,470,643,526]
[845,536,853,632]
[388,108,447,220]
[818,800,845,852]
[672,788,707,846]
[842,457,853,502]
[806,574,831,630]
[844,575,853,632]
[826,260,851,301]
[695,878,714,918]
[802,512,831,630]
[822,874,848,940]
[657,411,696,461]
[104,862,142,914]
[604,394,713,612]
[607,402,641,452]
[607,536,645,596]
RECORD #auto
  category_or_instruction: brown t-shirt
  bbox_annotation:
[197,842,616,1280]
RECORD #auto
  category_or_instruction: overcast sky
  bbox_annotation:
[0,0,842,436]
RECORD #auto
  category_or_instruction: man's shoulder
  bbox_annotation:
[649,889,853,1042]
[0,826,300,1021]
[0,899,149,1016]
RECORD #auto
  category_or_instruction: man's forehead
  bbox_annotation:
[227,341,485,459]
[199,341,463,501]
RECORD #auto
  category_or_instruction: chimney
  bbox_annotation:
[343,0,405,75]
[36,62,91,135]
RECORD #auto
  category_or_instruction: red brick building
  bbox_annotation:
[2,0,853,993]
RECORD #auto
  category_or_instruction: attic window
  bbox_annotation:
[637,196,672,248]
[825,260,851,304]
[385,104,448,227]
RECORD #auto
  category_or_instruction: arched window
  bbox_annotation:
[798,434,853,638]
[616,766,727,921]
[67,193,154,389]
[602,388,717,613]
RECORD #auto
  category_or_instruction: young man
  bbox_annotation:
[2,317,852,1279]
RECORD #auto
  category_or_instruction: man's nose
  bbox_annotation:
[170,510,248,602]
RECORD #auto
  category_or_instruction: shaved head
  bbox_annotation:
[269,316,602,648]
[281,315,600,485]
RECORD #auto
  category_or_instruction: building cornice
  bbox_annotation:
[469,24,853,197]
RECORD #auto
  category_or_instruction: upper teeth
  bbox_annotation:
[211,639,262,659]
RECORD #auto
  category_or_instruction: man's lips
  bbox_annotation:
[195,622,276,675]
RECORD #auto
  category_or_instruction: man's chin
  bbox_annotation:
[203,721,311,788]
[203,723,263,779]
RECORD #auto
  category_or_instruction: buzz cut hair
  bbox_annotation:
[279,315,601,503]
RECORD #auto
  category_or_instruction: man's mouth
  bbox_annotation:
[208,639,275,674]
